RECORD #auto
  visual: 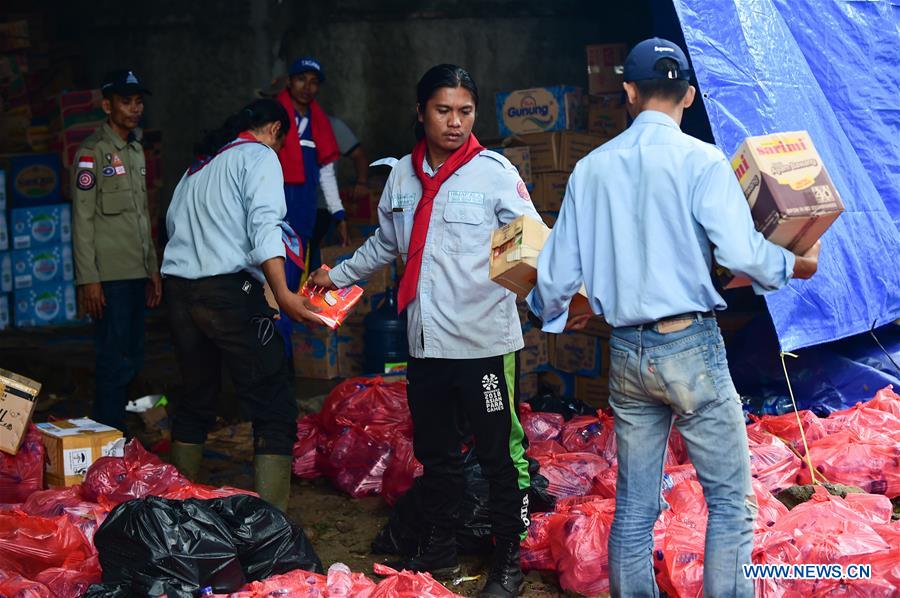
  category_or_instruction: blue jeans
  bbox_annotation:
[607,315,756,598]
[93,278,147,433]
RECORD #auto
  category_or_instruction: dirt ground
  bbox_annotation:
[1,316,570,597]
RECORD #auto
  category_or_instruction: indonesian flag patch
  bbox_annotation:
[77,156,95,169]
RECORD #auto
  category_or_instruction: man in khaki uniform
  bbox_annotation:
[72,69,161,433]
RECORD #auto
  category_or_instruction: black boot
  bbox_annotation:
[478,538,525,598]
[395,525,460,580]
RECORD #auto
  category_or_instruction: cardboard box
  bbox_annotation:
[519,373,538,400]
[490,216,551,298]
[580,316,612,338]
[10,204,72,249]
[3,153,62,207]
[495,145,533,185]
[537,367,577,399]
[13,281,77,327]
[292,322,341,379]
[521,320,549,374]
[0,369,41,455]
[721,131,845,288]
[0,253,11,293]
[337,321,366,378]
[36,418,124,486]
[532,172,570,212]
[517,131,605,173]
[12,243,73,289]
[320,242,392,295]
[496,85,585,136]
[588,93,628,138]
[549,331,603,377]
[586,44,627,94]
[0,294,8,330]
[575,375,610,410]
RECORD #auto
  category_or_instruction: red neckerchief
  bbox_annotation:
[275,89,340,184]
[397,133,485,313]
[187,131,262,176]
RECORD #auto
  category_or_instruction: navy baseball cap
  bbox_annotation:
[289,56,325,82]
[623,38,693,82]
[101,69,151,97]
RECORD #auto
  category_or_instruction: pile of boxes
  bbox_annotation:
[488,43,629,229]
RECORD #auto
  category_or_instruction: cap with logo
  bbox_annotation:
[623,38,693,82]
[288,56,325,82]
[101,69,152,97]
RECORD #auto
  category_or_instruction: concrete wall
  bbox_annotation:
[46,0,653,199]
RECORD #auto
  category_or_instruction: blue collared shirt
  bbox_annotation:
[162,139,286,282]
[527,110,795,332]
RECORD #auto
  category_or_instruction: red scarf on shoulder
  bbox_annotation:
[397,133,485,312]
[276,89,340,185]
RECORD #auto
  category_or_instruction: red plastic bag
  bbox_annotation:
[318,377,411,442]
[34,555,102,598]
[865,385,900,418]
[667,427,689,466]
[226,568,327,597]
[798,430,900,496]
[0,425,44,504]
[521,512,561,571]
[317,425,392,497]
[661,464,698,497]
[821,403,900,441]
[748,433,803,493]
[536,452,610,499]
[0,512,95,579]
[526,440,567,460]
[22,486,111,544]
[747,410,828,455]
[590,466,618,499]
[381,436,423,506]
[82,439,187,504]
[0,571,52,597]
[519,403,564,443]
[549,501,616,596]
[158,482,256,501]
[292,414,321,479]
[753,479,788,530]
[370,563,463,597]
[560,413,617,465]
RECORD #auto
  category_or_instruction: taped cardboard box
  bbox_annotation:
[586,44,627,95]
[495,85,585,137]
[36,417,124,486]
[575,375,610,410]
[517,131,605,173]
[490,216,551,298]
[588,93,627,139]
[495,145,533,185]
[720,131,844,288]
[0,369,41,455]
[521,320,549,374]
[532,172,570,212]
[549,332,603,377]
[292,322,340,380]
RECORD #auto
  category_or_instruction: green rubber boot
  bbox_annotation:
[254,454,292,512]
[170,441,204,482]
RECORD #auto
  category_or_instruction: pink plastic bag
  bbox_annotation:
[821,402,900,441]
[536,452,610,499]
[865,385,900,418]
[82,439,187,504]
[747,410,828,455]
[381,436,423,506]
[519,403,564,443]
[661,464,698,497]
[590,466,618,499]
[521,511,560,571]
[748,433,803,493]
[34,555,102,598]
[753,479,789,530]
[526,440,567,460]
[370,563,463,597]
[548,501,616,596]
[317,425,392,498]
[799,430,900,496]
[0,571,52,597]
[292,414,321,479]
[22,486,110,544]
[559,412,617,465]
[226,568,327,597]
[0,425,44,504]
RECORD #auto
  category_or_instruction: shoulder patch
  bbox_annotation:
[517,180,531,201]
[76,170,96,191]
[76,155,95,169]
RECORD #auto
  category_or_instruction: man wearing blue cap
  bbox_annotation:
[274,57,345,353]
[528,38,820,597]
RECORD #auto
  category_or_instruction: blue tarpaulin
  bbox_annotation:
[671,0,900,351]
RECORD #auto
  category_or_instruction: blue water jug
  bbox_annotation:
[363,286,408,374]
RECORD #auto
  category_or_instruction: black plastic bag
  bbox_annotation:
[207,493,323,578]
[527,392,595,420]
[95,495,322,595]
